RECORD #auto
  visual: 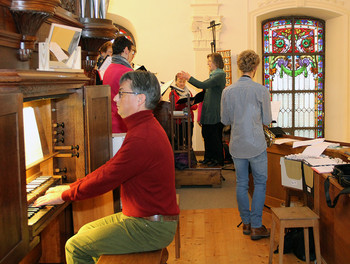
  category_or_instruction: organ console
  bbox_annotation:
[0,71,114,264]
[0,2,117,263]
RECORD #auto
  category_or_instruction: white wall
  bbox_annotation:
[108,0,195,82]
[108,0,350,150]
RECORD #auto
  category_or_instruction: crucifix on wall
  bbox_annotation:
[207,20,221,53]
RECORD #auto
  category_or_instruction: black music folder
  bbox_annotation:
[176,91,204,105]
[134,65,147,71]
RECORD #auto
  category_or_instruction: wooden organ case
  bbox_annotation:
[0,1,117,263]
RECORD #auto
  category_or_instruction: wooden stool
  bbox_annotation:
[97,248,168,264]
[269,206,321,264]
[175,193,180,259]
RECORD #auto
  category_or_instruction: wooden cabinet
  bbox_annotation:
[261,136,350,264]
[0,70,113,264]
[314,173,350,264]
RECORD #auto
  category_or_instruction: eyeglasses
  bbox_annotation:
[118,91,141,97]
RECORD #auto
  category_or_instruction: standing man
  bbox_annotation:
[221,50,272,240]
[103,36,134,155]
[35,71,179,264]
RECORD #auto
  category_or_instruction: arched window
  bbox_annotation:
[262,17,325,138]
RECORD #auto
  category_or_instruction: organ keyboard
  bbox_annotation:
[26,175,70,239]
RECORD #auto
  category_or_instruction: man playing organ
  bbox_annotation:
[35,71,179,264]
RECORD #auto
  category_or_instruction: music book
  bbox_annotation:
[176,91,205,105]
[134,64,147,71]
[97,56,112,80]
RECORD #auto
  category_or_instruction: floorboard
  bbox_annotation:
[167,208,303,264]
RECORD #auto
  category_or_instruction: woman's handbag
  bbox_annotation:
[332,164,350,187]
[324,164,350,208]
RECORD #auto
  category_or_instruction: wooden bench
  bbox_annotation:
[97,248,168,264]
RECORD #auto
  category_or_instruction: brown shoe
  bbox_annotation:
[251,225,270,240]
[243,223,251,235]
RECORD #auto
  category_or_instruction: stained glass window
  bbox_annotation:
[262,17,325,138]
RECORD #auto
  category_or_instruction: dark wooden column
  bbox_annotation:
[80,18,118,85]
[9,0,61,61]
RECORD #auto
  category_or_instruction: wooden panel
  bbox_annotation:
[72,85,113,232]
[85,85,112,171]
[39,206,73,263]
[317,174,350,264]
[54,93,85,184]
[0,93,29,264]
[266,152,285,205]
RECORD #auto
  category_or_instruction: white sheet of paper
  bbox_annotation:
[271,101,281,122]
[49,41,68,62]
[293,138,325,148]
[305,157,339,166]
[274,138,300,145]
[301,142,328,156]
[311,166,334,174]
[160,79,174,95]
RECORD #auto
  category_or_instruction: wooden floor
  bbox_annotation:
[166,208,303,264]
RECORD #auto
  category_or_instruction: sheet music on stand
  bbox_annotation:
[160,80,174,96]
[176,91,204,105]
[271,101,281,123]
[97,56,111,81]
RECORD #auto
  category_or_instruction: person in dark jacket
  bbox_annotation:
[180,53,226,166]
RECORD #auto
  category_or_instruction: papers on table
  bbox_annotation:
[311,166,335,174]
[304,157,343,166]
[294,139,341,157]
[293,138,325,148]
[274,138,300,145]
[302,143,328,157]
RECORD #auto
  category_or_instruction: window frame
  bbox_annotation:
[262,16,325,138]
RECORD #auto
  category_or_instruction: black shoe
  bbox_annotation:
[199,159,210,164]
[207,160,217,167]
[208,160,224,167]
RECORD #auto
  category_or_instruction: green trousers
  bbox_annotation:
[65,212,177,264]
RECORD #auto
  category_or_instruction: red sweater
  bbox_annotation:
[62,110,179,217]
[103,63,133,133]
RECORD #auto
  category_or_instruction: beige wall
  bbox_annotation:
[108,0,350,151]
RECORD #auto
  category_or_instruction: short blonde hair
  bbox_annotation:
[237,50,260,73]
